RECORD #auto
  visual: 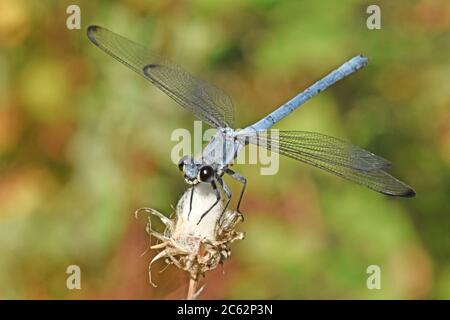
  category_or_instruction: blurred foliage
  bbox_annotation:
[0,0,449,299]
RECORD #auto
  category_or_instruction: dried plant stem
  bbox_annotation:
[187,278,198,300]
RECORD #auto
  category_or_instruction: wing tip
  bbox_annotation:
[402,188,416,198]
[86,25,101,45]
[382,188,416,198]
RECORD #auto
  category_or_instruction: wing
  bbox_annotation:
[87,25,234,128]
[236,130,415,197]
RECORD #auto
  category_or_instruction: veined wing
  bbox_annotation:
[87,25,234,128]
[236,130,415,197]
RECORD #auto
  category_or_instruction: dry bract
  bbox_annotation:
[135,183,244,286]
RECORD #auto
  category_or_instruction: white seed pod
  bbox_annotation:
[173,183,225,247]
[136,183,244,287]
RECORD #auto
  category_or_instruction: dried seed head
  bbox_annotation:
[137,183,244,285]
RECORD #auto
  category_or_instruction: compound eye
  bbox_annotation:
[198,165,214,182]
[178,159,184,171]
[178,155,191,171]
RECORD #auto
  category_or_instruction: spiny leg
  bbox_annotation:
[197,180,221,225]
[216,176,232,220]
[217,176,232,199]
[224,168,247,213]
[187,185,195,220]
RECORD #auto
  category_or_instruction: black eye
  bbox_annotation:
[178,159,184,171]
[198,166,214,182]
[178,156,191,171]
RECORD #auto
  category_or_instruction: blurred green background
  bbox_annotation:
[0,0,449,299]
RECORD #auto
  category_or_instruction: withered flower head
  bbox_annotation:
[135,183,244,289]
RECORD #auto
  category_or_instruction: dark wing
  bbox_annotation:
[236,130,415,197]
[87,25,234,128]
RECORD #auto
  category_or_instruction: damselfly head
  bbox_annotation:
[184,176,199,185]
[178,155,200,184]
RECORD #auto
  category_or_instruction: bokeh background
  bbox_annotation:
[0,0,449,299]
